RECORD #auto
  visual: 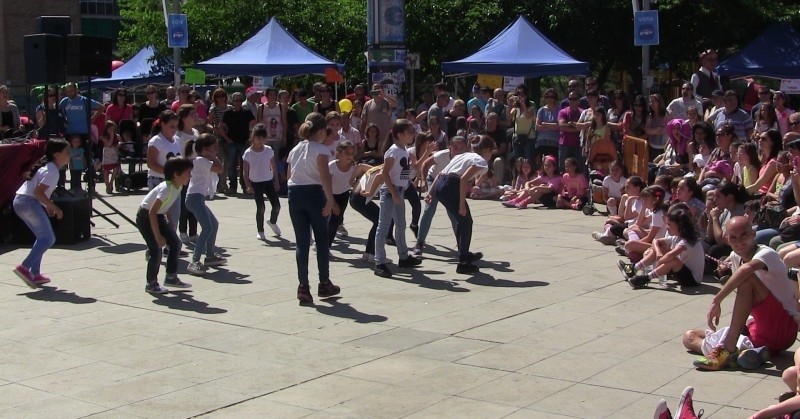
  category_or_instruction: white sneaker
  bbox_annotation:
[256,231,266,240]
[361,253,375,262]
[267,221,282,237]
[179,233,191,244]
[187,261,207,276]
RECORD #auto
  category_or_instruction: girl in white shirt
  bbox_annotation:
[430,135,496,274]
[374,119,422,279]
[287,112,339,304]
[327,141,371,249]
[243,124,282,241]
[176,104,199,243]
[12,138,70,288]
[184,134,226,276]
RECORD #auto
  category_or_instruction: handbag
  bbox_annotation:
[779,217,800,242]
[756,199,788,230]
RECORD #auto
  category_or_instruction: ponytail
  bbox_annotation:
[25,138,69,180]
[151,110,178,137]
[298,112,326,141]
[184,139,195,157]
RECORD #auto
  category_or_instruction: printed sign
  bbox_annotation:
[167,13,188,48]
[406,53,420,70]
[503,76,525,92]
[634,11,659,46]
[780,79,800,95]
[185,68,206,85]
[476,74,503,90]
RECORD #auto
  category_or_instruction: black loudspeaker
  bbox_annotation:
[23,34,65,85]
[36,16,72,38]
[11,194,91,245]
[66,35,113,78]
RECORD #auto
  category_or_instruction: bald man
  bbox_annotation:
[684,216,800,370]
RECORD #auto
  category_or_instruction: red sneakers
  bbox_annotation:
[13,265,37,289]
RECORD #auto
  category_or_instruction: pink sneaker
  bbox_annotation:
[33,274,51,287]
[676,386,702,419]
[13,265,37,289]
[654,398,672,419]
[502,197,520,207]
[515,196,533,209]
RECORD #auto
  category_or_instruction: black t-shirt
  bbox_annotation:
[487,127,507,152]
[223,108,255,144]
[285,107,299,147]
[1,110,12,128]
[138,102,166,123]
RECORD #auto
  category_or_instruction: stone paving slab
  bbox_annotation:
[0,191,797,418]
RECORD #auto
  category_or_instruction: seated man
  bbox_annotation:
[683,216,800,370]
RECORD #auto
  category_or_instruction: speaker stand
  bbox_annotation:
[84,77,137,229]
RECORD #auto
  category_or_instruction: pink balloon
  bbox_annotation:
[111,60,125,71]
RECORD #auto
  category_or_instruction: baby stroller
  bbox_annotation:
[582,137,618,215]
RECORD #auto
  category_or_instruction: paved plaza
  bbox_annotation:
[0,192,795,418]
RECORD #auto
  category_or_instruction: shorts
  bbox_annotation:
[667,265,698,287]
[102,164,118,172]
[747,292,799,353]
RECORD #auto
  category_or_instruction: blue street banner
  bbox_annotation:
[167,13,188,48]
[634,11,659,46]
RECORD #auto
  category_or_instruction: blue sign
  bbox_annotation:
[167,13,188,48]
[634,11,659,46]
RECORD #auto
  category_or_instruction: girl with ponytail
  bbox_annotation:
[12,138,71,288]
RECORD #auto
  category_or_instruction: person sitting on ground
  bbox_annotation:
[704,181,748,272]
[684,216,800,370]
[470,169,503,200]
[592,176,646,244]
[502,155,563,209]
[501,157,535,201]
[597,160,627,216]
[556,157,589,210]
[618,185,668,261]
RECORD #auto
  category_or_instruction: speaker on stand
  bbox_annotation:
[66,35,113,79]
[23,34,65,85]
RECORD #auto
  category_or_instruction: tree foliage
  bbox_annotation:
[119,0,800,90]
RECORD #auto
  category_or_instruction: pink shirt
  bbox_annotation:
[562,172,589,197]
[105,104,133,124]
[534,174,563,192]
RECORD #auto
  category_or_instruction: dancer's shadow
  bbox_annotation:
[21,286,97,304]
[151,291,227,314]
[394,269,471,292]
[262,236,295,251]
[312,297,388,323]
[475,259,515,273]
[97,242,147,254]
[465,271,548,288]
[203,267,252,285]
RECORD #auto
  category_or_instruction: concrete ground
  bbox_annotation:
[0,190,795,418]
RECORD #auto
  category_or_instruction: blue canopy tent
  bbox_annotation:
[196,17,344,76]
[442,15,589,77]
[91,46,173,89]
[717,23,800,79]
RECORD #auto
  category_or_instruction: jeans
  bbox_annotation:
[416,176,457,245]
[13,194,56,276]
[349,192,379,255]
[179,185,197,236]
[375,185,408,265]
[435,174,473,263]
[252,180,281,231]
[514,134,535,162]
[225,142,248,190]
[405,184,421,228]
[328,191,351,246]
[288,185,329,285]
[185,193,219,262]
[558,144,583,174]
[755,228,779,246]
[136,208,180,284]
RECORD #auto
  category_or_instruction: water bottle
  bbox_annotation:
[658,274,667,287]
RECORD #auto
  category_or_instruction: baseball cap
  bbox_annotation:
[246,87,262,97]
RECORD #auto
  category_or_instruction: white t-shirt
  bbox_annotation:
[427,149,452,179]
[407,146,419,180]
[649,209,667,240]
[140,181,181,214]
[288,140,329,186]
[672,236,705,285]
[358,170,383,201]
[602,175,627,199]
[187,156,214,196]
[694,153,710,168]
[242,146,275,183]
[177,129,199,158]
[147,133,183,178]
[329,160,356,195]
[441,152,488,180]
[340,127,361,146]
[731,245,800,324]
[17,162,59,202]
[383,143,410,187]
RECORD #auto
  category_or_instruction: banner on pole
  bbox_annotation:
[185,68,205,85]
[634,11,659,46]
[167,13,188,48]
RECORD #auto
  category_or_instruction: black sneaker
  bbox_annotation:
[297,284,313,304]
[617,260,635,280]
[629,274,651,288]
[164,276,192,289]
[386,237,396,246]
[398,256,422,268]
[374,263,392,278]
[789,268,799,282]
[615,245,627,256]
[456,262,479,274]
[466,252,483,263]
[145,282,168,294]
[410,224,419,238]
[318,281,341,298]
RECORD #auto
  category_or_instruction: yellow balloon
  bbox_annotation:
[339,99,353,113]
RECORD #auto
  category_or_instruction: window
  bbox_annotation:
[80,0,119,17]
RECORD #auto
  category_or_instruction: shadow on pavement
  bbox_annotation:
[466,272,548,288]
[151,291,227,314]
[312,297,388,323]
[21,286,98,304]
[395,269,470,292]
[202,267,252,285]
[97,242,148,254]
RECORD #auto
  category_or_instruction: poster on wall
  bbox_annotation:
[367,0,405,45]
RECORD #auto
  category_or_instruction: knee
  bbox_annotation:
[607,197,617,207]
[782,366,798,388]
[42,232,56,248]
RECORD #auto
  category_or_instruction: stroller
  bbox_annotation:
[582,137,618,215]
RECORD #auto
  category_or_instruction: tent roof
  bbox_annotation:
[717,23,800,79]
[92,46,172,88]
[196,17,344,76]
[441,15,589,77]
